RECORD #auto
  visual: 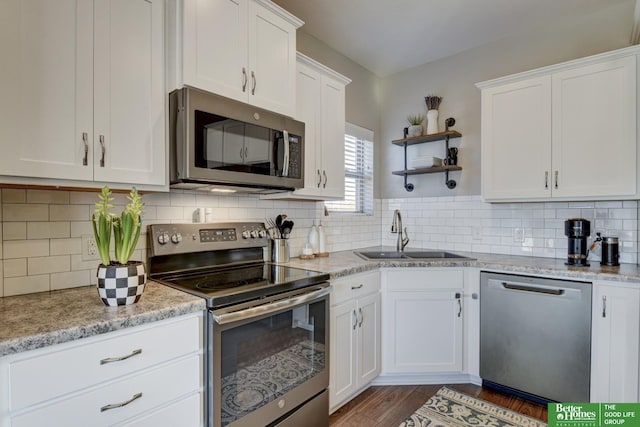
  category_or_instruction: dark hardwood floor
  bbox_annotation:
[329,384,548,426]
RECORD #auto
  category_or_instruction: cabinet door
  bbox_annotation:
[247,0,296,117]
[591,284,640,402]
[357,292,381,386]
[0,0,93,181]
[182,0,248,103]
[329,299,358,411]
[552,56,637,198]
[319,75,346,199]
[294,62,323,196]
[385,290,463,373]
[481,76,552,200]
[93,0,166,185]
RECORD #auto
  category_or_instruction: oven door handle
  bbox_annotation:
[212,286,331,325]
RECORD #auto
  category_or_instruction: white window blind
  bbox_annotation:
[325,123,374,215]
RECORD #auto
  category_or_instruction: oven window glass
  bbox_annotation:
[219,299,326,426]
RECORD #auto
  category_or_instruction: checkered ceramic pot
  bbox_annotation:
[97,262,146,306]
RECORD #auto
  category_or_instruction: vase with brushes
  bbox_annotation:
[425,95,442,135]
[406,114,425,137]
[93,186,146,306]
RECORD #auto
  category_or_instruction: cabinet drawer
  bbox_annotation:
[117,392,202,427]
[331,271,380,305]
[10,315,202,411]
[383,269,463,291]
[12,354,201,427]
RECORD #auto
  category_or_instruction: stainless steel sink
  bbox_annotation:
[404,251,469,259]
[355,251,409,259]
[354,250,473,260]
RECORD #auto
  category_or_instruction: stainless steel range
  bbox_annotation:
[147,222,330,427]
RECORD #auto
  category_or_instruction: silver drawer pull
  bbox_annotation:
[351,284,363,290]
[100,392,142,412]
[100,348,142,365]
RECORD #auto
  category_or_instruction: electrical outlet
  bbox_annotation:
[82,235,99,261]
[513,227,525,243]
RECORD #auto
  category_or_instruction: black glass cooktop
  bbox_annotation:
[156,263,329,309]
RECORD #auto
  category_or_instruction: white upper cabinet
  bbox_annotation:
[481,76,552,200]
[262,53,351,201]
[93,0,166,186]
[0,0,94,182]
[0,0,167,189]
[478,46,639,202]
[172,0,302,117]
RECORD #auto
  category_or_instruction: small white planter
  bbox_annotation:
[97,262,146,306]
[407,125,422,137]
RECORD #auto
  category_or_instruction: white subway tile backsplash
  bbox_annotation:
[4,239,49,259]
[0,189,638,297]
[2,189,26,203]
[51,270,91,290]
[3,204,49,222]
[27,189,70,204]
[49,205,91,221]
[3,222,26,240]
[50,238,82,256]
[4,258,26,278]
[4,274,49,296]
[27,222,71,239]
[28,255,70,275]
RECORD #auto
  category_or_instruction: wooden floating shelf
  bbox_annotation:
[391,130,462,146]
[392,165,463,176]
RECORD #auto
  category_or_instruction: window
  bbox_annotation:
[325,123,374,215]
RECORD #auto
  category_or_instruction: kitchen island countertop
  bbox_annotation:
[0,281,206,357]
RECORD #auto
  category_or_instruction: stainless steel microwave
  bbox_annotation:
[169,87,304,192]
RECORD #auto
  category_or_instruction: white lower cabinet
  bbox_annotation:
[591,280,640,403]
[0,313,204,427]
[381,269,464,375]
[329,271,381,412]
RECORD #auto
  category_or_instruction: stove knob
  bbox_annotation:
[171,233,182,244]
[242,231,251,239]
[250,230,259,238]
[258,230,267,238]
[157,232,170,245]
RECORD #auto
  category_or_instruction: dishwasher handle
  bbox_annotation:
[501,281,565,296]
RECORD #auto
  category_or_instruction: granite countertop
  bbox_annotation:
[286,247,640,284]
[0,281,206,357]
[4,248,640,358]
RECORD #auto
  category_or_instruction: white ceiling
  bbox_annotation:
[273,0,635,77]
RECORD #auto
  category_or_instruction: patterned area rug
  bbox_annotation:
[399,387,547,427]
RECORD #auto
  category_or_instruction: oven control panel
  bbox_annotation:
[147,222,268,256]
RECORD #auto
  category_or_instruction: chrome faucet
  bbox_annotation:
[391,209,410,251]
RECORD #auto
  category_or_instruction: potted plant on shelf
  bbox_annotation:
[406,114,425,137]
[93,186,146,306]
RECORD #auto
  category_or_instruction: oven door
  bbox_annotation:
[208,285,330,427]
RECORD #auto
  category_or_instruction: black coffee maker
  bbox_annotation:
[564,218,591,266]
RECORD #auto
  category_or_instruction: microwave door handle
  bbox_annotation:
[282,130,290,177]
[176,90,185,175]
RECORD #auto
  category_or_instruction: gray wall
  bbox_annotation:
[379,1,635,198]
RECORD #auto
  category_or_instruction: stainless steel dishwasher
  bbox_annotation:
[480,272,591,403]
